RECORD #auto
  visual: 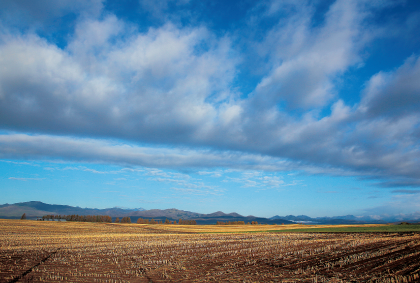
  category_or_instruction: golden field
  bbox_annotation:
[1,219,420,282]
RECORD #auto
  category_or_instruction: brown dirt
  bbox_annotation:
[1,220,420,282]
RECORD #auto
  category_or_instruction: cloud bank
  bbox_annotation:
[0,0,419,188]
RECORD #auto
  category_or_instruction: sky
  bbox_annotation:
[1,0,420,219]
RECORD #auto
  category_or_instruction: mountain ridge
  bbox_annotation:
[0,201,293,224]
[3,201,420,224]
[270,213,420,224]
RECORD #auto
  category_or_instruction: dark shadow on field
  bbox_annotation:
[8,249,59,283]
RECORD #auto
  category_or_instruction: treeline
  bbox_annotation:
[41,214,112,222]
[178,219,197,225]
[40,215,197,225]
[114,217,131,223]
[137,218,196,225]
[217,221,260,225]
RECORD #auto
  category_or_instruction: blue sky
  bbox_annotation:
[1,0,420,218]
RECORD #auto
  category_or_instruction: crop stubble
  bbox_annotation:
[1,220,420,282]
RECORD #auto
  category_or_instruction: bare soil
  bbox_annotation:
[1,220,420,282]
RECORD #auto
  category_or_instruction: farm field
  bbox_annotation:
[1,220,420,282]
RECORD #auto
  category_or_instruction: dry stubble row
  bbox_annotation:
[1,220,420,282]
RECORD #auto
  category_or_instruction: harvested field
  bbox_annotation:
[1,220,420,282]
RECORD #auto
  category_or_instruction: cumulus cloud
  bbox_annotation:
[0,0,420,189]
[0,21,237,142]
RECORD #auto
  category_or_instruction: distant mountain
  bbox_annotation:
[0,204,56,218]
[271,215,314,222]
[129,209,291,225]
[130,208,203,219]
[269,214,420,224]
[0,201,292,225]
[0,201,145,219]
[205,211,242,217]
[8,201,419,225]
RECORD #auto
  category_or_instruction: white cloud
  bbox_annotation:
[252,0,368,109]
[0,160,36,166]
[198,170,223,177]
[359,55,420,119]
[363,194,420,218]
[225,171,294,189]
[0,21,237,143]
[0,133,293,171]
[0,0,420,190]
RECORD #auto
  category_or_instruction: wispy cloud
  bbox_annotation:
[43,165,111,174]
[363,194,420,217]
[1,160,39,166]
[9,177,44,181]
[225,171,300,189]
[170,187,223,196]
[198,171,223,178]
[392,189,420,194]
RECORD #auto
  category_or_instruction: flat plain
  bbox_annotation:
[1,219,420,282]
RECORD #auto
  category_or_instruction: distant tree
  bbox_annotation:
[121,217,131,223]
[20,213,26,220]
[115,217,120,223]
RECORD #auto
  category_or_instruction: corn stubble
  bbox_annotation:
[1,220,420,282]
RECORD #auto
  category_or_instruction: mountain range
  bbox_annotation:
[270,213,420,224]
[0,201,292,225]
[1,201,419,224]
